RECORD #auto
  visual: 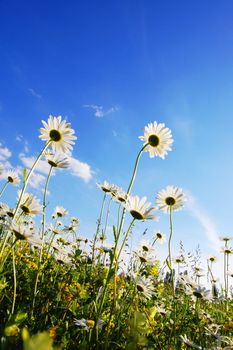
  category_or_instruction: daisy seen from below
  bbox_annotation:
[139,121,173,159]
[52,206,68,218]
[45,150,70,169]
[156,185,185,213]
[152,230,166,244]
[6,170,20,186]
[111,186,128,204]
[39,115,77,154]
[18,191,43,216]
[96,181,116,195]
[133,274,155,299]
[138,240,155,254]
[125,195,158,221]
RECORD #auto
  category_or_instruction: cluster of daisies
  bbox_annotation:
[97,181,185,222]
[0,116,78,243]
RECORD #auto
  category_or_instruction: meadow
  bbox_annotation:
[0,116,232,350]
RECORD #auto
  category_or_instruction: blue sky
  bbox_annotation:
[0,1,233,279]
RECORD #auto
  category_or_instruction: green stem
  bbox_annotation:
[93,144,148,340]
[168,206,175,295]
[31,165,53,316]
[0,181,9,199]
[11,245,17,316]
[13,141,51,219]
[91,193,106,264]
[116,219,135,263]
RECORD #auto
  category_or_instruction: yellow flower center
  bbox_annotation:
[49,129,62,142]
[86,320,95,328]
[148,134,160,147]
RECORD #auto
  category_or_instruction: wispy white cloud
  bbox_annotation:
[19,153,93,184]
[83,104,119,118]
[19,154,51,175]
[28,172,46,191]
[0,143,12,161]
[28,88,42,99]
[68,156,93,183]
[16,135,29,153]
[186,191,220,251]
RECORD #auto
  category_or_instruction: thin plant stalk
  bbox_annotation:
[31,165,53,316]
[168,206,175,295]
[91,193,106,264]
[11,244,17,316]
[13,141,51,219]
[92,144,148,342]
[0,181,9,199]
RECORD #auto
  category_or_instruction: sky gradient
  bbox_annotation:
[1,1,233,282]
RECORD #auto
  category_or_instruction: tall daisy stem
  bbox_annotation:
[93,145,147,341]
[0,181,9,199]
[168,206,175,296]
[13,141,51,219]
[91,193,106,265]
[31,165,53,317]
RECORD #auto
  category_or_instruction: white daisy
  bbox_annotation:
[138,240,155,254]
[39,115,77,154]
[139,121,173,159]
[96,181,116,195]
[125,195,158,221]
[45,150,70,168]
[18,191,43,216]
[220,246,233,255]
[111,186,128,203]
[208,255,217,263]
[0,203,15,218]
[53,206,68,218]
[153,230,166,244]
[133,274,155,299]
[219,235,232,242]
[6,170,20,186]
[156,186,185,213]
[173,255,186,264]
[10,222,33,241]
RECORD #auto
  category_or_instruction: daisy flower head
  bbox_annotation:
[208,255,217,263]
[96,181,116,196]
[125,195,159,221]
[18,191,43,216]
[156,185,185,213]
[138,240,155,254]
[111,185,128,204]
[220,246,233,255]
[133,274,155,299]
[139,121,173,159]
[6,170,20,186]
[153,230,166,244]
[219,235,232,243]
[0,203,15,218]
[45,150,70,169]
[53,206,68,218]
[10,222,33,241]
[39,115,77,154]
